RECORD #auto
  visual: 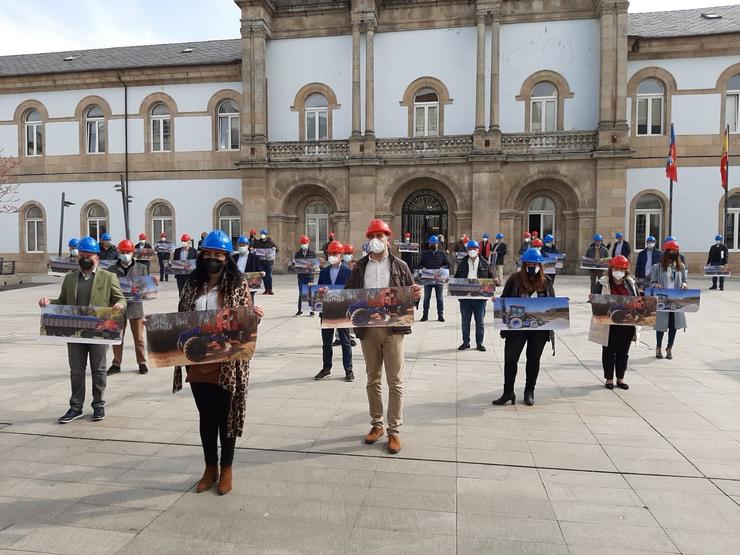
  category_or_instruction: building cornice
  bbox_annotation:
[628,33,740,61]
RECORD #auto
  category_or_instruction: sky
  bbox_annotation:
[0,0,737,56]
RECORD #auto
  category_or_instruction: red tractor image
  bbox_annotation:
[346,288,406,327]
[501,302,546,329]
[607,296,652,324]
[177,308,252,363]
[655,293,679,311]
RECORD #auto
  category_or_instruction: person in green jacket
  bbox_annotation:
[38,236,126,424]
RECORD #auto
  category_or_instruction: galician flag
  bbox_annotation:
[721,124,729,190]
[665,123,678,182]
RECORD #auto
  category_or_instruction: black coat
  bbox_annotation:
[707,244,729,265]
[99,245,119,261]
[231,251,259,273]
[491,241,508,265]
[419,248,450,270]
[454,256,493,279]
[173,247,198,260]
[611,240,632,259]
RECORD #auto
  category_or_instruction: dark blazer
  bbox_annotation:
[419,248,449,270]
[635,248,662,279]
[99,245,119,261]
[318,264,350,286]
[173,247,198,260]
[611,240,632,259]
[492,241,508,265]
[454,256,494,279]
[707,243,729,266]
[231,252,259,273]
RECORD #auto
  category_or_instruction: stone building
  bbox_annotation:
[0,0,738,274]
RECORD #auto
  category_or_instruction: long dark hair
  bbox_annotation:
[659,249,684,272]
[516,263,546,296]
[189,250,243,290]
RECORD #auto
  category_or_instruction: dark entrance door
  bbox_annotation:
[402,189,448,268]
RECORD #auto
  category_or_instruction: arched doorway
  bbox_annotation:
[402,189,448,267]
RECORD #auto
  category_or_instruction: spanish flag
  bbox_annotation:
[665,123,678,182]
[721,124,729,190]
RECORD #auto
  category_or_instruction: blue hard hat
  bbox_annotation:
[615,232,623,239]
[68,238,79,248]
[237,236,249,245]
[593,234,603,242]
[259,228,268,235]
[665,236,676,242]
[544,234,554,243]
[495,233,504,240]
[646,235,656,242]
[715,234,723,241]
[466,240,480,250]
[482,232,489,239]
[77,236,100,254]
[520,248,544,264]
[201,230,233,253]
[100,233,112,242]
[427,235,440,245]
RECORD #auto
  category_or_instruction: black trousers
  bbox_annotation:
[712,276,725,289]
[157,255,169,281]
[503,331,549,394]
[190,382,235,468]
[602,325,634,380]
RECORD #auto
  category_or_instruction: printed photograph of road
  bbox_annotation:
[145,307,258,367]
[39,305,125,345]
[644,288,701,313]
[589,294,658,326]
[447,278,496,299]
[320,286,415,329]
[493,297,570,331]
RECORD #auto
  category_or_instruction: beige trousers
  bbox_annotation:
[360,328,405,435]
[495,264,504,284]
[112,317,147,366]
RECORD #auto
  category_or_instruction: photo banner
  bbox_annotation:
[118,275,158,301]
[447,278,496,299]
[154,242,176,254]
[319,286,415,329]
[145,307,258,368]
[580,256,610,271]
[244,272,264,292]
[300,283,345,313]
[289,258,321,274]
[134,247,155,260]
[397,242,420,253]
[168,259,197,275]
[644,288,701,313]
[414,268,450,285]
[254,248,276,261]
[704,265,731,277]
[589,294,657,327]
[39,305,125,345]
[48,256,79,275]
[493,297,570,331]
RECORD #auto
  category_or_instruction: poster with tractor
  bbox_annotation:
[580,256,610,271]
[134,247,155,261]
[300,283,345,313]
[414,268,450,285]
[118,275,158,301]
[39,305,125,345]
[319,286,415,329]
[47,256,80,276]
[244,271,264,292]
[589,294,657,327]
[167,259,197,275]
[493,297,570,331]
[644,288,701,313]
[447,278,496,299]
[145,307,258,367]
[288,258,322,274]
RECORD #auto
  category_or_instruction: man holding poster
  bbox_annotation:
[38,236,126,424]
[345,219,421,455]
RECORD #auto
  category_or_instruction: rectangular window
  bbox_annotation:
[729,211,739,251]
[650,97,662,135]
[427,106,438,136]
[414,107,425,136]
[727,93,739,133]
[26,220,44,253]
[152,120,161,151]
[88,220,106,242]
[318,111,328,140]
[230,117,239,149]
[219,118,230,150]
[635,213,647,247]
[637,98,648,135]
[635,212,662,248]
[162,119,171,151]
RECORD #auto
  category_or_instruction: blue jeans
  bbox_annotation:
[297,274,313,311]
[321,327,352,371]
[656,313,677,348]
[422,284,444,317]
[261,261,273,291]
[460,299,486,346]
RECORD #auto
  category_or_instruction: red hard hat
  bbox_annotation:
[138,233,147,240]
[365,219,392,238]
[663,240,680,251]
[181,234,191,242]
[299,235,310,244]
[118,239,134,253]
[609,255,630,269]
[531,238,543,247]
[160,232,167,238]
[531,231,539,238]
[343,243,355,254]
[328,232,335,238]
[326,240,344,254]
[249,229,257,235]
[523,232,531,238]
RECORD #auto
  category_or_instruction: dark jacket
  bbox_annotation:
[345,252,415,338]
[318,264,350,286]
[585,243,609,260]
[541,244,560,256]
[419,248,449,270]
[707,243,729,266]
[611,240,632,259]
[173,246,198,261]
[253,237,279,265]
[231,251,259,273]
[635,248,662,279]
[454,256,494,279]
[518,241,531,255]
[106,260,149,319]
[454,240,468,254]
[99,245,119,261]
[155,241,172,261]
[294,248,317,259]
[492,241,508,265]
[400,242,415,269]
[500,272,555,340]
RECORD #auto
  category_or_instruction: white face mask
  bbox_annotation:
[545,242,553,247]
[238,246,248,255]
[343,254,352,262]
[119,253,132,265]
[524,238,531,243]
[647,243,655,250]
[468,250,479,259]
[612,270,625,281]
[139,241,145,246]
[70,249,79,257]
[260,234,266,240]
[328,255,340,266]
[716,241,721,245]
[369,237,386,254]
[300,244,308,250]
[181,242,189,249]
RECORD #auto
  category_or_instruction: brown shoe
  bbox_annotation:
[364,426,384,444]
[387,433,401,454]
[217,466,232,496]
[196,464,218,493]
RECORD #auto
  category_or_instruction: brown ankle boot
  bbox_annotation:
[217,466,233,496]
[387,433,401,454]
[196,464,218,493]
[364,426,384,444]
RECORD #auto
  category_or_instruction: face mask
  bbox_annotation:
[70,249,79,257]
[716,241,721,245]
[204,258,224,275]
[260,234,266,240]
[238,246,248,255]
[119,253,132,265]
[612,270,625,281]
[468,250,479,259]
[431,244,438,250]
[328,255,340,266]
[525,238,531,243]
[182,242,189,249]
[404,238,410,243]
[343,254,352,262]
[369,238,386,254]
[545,242,553,247]
[79,257,94,271]
[525,266,539,278]
[300,244,308,250]
[647,243,655,250]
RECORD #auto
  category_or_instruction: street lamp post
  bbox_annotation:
[57,192,76,256]
[115,174,132,240]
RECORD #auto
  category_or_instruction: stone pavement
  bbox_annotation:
[0,273,739,554]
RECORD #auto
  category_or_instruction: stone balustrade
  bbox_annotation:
[500,131,598,154]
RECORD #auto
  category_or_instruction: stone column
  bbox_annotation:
[351,23,362,139]
[252,25,268,144]
[472,162,501,242]
[489,12,501,131]
[475,14,486,133]
[597,0,630,150]
[364,22,375,138]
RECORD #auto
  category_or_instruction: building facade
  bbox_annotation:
[0,0,738,274]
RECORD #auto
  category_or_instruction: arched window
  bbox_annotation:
[636,79,664,136]
[86,204,107,241]
[151,203,173,240]
[218,203,241,243]
[24,109,43,156]
[414,88,439,137]
[726,74,740,133]
[634,194,663,247]
[85,105,105,154]
[728,194,740,251]
[528,196,556,238]
[531,82,557,133]
[150,103,171,152]
[305,94,328,141]
[217,100,239,150]
[25,205,45,253]
[305,200,329,248]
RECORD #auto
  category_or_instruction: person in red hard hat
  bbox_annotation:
[518,231,532,255]
[321,232,336,259]
[155,232,172,283]
[134,232,153,272]
[650,239,688,361]
[589,255,637,391]
[345,219,422,455]
[173,234,198,294]
[294,235,318,316]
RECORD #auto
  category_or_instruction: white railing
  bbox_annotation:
[375,135,473,157]
[501,131,597,154]
[267,140,350,161]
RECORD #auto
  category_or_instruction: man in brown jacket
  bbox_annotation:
[345,219,421,454]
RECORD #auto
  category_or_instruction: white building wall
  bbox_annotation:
[671,94,721,135]
[125,118,145,154]
[0,88,125,120]
[174,116,213,151]
[0,124,18,156]
[628,55,739,90]
[627,167,724,253]
[375,27,477,137]
[266,35,353,142]
[126,82,242,114]
[44,122,78,155]
[499,19,601,133]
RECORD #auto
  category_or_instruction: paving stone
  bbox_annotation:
[11,525,135,555]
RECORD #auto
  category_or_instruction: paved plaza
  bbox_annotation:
[0,274,739,554]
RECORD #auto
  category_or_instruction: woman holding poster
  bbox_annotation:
[173,230,264,496]
[649,240,688,360]
[493,248,554,407]
[589,255,638,390]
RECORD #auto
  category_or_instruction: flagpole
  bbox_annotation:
[669,179,673,236]
[723,124,730,242]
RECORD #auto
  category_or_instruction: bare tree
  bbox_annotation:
[0,153,20,214]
